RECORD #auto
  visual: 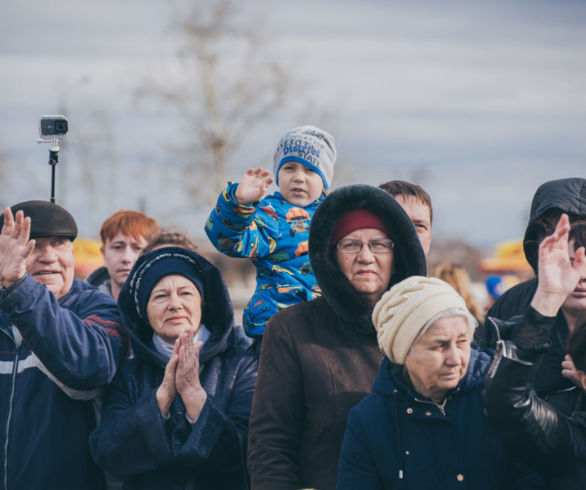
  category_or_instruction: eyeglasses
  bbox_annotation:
[336,238,395,254]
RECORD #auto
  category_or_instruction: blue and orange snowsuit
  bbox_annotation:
[205,182,323,337]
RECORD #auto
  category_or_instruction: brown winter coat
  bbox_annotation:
[247,184,428,490]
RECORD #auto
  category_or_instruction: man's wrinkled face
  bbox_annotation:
[25,237,75,299]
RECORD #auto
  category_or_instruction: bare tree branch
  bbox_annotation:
[137,0,289,204]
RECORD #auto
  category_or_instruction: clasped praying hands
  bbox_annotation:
[156,329,208,421]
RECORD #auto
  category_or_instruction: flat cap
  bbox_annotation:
[0,200,78,240]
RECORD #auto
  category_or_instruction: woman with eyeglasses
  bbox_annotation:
[247,184,427,490]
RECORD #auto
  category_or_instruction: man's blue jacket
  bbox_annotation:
[0,275,125,490]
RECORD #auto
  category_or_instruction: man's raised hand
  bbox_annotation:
[0,208,35,288]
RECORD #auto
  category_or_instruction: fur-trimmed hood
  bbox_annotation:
[309,184,427,334]
[523,178,586,272]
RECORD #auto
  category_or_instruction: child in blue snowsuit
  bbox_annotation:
[205,125,336,341]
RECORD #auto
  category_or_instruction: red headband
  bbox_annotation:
[330,209,389,246]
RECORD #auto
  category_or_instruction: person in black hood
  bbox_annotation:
[484,214,586,489]
[90,247,257,490]
[247,184,427,490]
[476,177,586,416]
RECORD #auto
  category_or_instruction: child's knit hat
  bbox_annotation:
[273,125,337,190]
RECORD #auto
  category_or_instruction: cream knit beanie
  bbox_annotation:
[372,276,476,364]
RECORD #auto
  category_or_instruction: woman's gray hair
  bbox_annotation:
[408,307,477,355]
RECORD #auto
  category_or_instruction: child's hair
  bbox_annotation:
[143,228,199,254]
[100,210,159,244]
[430,263,483,322]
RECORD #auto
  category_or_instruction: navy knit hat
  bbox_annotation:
[125,247,205,323]
[0,200,77,240]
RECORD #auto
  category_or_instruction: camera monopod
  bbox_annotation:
[37,115,68,203]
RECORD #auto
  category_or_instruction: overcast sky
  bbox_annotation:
[1,0,585,251]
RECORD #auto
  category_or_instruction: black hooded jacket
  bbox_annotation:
[476,178,586,412]
[247,185,427,490]
[90,248,257,490]
[484,308,586,489]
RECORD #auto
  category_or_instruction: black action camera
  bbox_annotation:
[37,115,69,202]
[39,115,68,141]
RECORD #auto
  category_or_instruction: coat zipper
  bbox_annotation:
[413,395,450,416]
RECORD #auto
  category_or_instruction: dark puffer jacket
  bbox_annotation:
[484,307,586,489]
[90,248,257,490]
[338,352,541,490]
[247,185,427,490]
[476,178,586,415]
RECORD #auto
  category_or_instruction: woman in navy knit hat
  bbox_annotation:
[90,247,257,490]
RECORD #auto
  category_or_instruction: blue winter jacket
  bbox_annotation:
[205,182,323,336]
[337,350,542,490]
[90,249,258,490]
[0,275,126,490]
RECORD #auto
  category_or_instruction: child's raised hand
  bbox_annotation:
[234,167,274,205]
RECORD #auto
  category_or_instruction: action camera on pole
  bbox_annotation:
[37,115,68,203]
[39,116,68,141]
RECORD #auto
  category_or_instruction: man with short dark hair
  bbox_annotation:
[379,180,433,255]
[0,201,125,490]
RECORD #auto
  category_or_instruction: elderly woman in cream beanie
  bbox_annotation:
[375,276,476,402]
[337,276,541,490]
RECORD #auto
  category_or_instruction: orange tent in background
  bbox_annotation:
[479,240,533,276]
[73,237,103,280]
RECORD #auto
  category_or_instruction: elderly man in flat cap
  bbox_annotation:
[0,201,126,490]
